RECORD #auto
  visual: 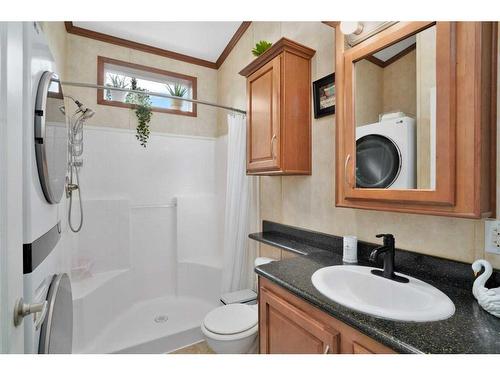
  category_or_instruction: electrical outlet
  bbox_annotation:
[485,220,500,255]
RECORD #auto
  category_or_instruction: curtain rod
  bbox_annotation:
[60,81,247,115]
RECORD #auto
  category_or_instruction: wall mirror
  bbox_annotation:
[335,21,497,218]
[341,22,456,205]
[354,25,436,190]
[34,71,68,204]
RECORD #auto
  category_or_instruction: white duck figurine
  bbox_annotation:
[472,259,500,318]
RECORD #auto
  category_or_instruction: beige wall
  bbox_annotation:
[41,22,218,138]
[40,22,68,79]
[382,49,416,116]
[355,50,416,127]
[217,21,500,269]
[354,59,383,126]
[416,26,437,189]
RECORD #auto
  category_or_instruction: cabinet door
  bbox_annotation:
[246,56,281,173]
[259,287,339,354]
[336,22,496,218]
[352,341,375,354]
[341,22,456,205]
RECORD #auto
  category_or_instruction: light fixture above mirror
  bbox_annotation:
[341,21,397,46]
[340,22,364,35]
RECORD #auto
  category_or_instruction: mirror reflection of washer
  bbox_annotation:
[355,116,416,189]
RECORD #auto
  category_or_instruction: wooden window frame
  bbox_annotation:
[97,56,197,117]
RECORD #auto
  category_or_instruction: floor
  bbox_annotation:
[171,341,214,354]
[76,295,217,353]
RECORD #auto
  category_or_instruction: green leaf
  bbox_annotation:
[127,77,153,148]
[166,83,188,97]
[252,40,273,57]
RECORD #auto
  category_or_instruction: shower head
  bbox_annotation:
[66,96,94,119]
[81,108,95,120]
[73,108,94,134]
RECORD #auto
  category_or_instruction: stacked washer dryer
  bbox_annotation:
[20,22,73,354]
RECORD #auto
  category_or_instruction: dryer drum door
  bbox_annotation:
[356,134,401,188]
[39,273,73,354]
[34,71,68,204]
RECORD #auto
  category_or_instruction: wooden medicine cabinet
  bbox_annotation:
[240,38,316,175]
[335,22,497,218]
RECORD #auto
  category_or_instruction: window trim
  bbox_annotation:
[97,56,197,117]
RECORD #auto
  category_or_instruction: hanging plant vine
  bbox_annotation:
[126,77,152,148]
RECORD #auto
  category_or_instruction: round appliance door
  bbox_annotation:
[39,273,73,354]
[34,71,68,204]
[356,134,401,188]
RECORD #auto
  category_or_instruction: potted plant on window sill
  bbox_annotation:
[106,74,129,102]
[166,83,188,111]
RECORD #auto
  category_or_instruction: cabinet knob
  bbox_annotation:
[323,344,330,354]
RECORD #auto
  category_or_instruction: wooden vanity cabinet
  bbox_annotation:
[239,38,315,175]
[258,277,395,354]
[335,22,497,218]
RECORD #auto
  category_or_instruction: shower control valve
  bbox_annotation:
[65,178,79,198]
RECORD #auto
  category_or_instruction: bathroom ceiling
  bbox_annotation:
[372,35,416,62]
[73,22,243,63]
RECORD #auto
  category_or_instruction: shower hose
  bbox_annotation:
[67,110,86,233]
[68,163,83,233]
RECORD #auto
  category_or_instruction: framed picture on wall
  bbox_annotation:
[312,73,335,119]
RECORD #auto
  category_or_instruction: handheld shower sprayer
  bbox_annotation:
[66,96,94,233]
[81,108,95,120]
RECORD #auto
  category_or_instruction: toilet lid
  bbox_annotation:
[204,304,258,335]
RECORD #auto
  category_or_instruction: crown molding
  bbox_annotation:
[64,21,252,70]
[216,21,252,68]
[239,37,316,77]
[365,43,416,68]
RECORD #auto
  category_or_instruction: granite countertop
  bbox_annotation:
[251,221,500,354]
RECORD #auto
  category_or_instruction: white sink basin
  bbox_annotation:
[311,265,455,322]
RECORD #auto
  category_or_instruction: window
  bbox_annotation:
[97,56,197,117]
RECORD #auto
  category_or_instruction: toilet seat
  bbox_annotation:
[201,304,258,341]
[204,304,258,335]
[201,321,258,341]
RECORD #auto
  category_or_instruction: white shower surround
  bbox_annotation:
[68,126,227,353]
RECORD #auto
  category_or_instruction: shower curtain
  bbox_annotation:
[221,114,259,293]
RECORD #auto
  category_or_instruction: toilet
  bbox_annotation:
[201,257,275,354]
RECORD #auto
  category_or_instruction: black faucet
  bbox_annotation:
[369,234,409,283]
